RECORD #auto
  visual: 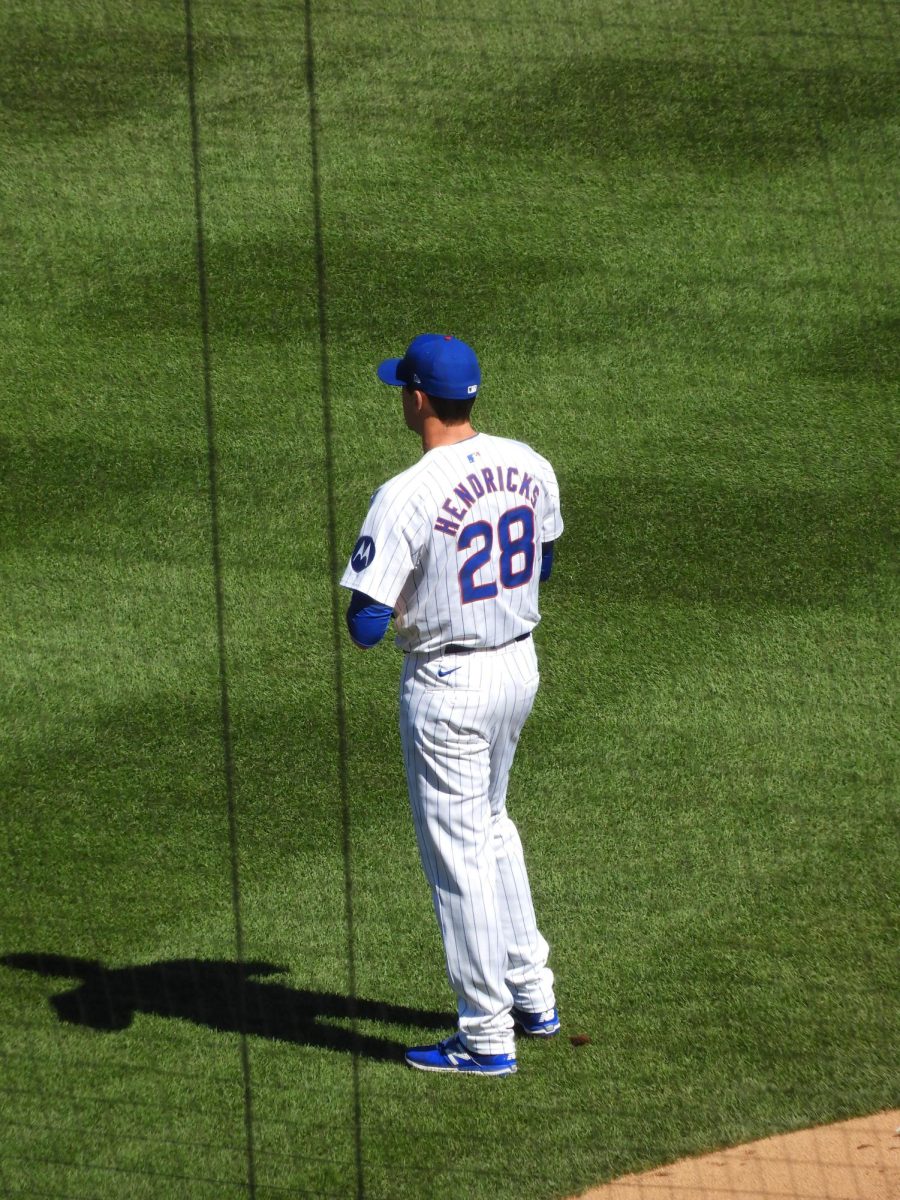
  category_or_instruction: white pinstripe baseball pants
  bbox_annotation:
[399,636,555,1056]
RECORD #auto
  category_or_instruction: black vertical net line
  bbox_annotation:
[181,2,256,1197]
[775,0,868,300]
[301,3,365,1200]
[773,0,898,410]
[738,3,840,308]
[811,0,899,290]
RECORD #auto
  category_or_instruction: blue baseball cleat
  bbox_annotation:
[511,1006,560,1037]
[405,1033,517,1076]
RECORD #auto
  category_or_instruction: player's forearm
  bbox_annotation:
[345,590,392,648]
[540,542,555,582]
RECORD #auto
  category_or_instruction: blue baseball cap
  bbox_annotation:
[376,333,481,402]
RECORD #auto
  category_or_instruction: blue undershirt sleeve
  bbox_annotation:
[540,541,556,583]
[346,590,393,648]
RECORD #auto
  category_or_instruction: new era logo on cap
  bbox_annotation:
[376,334,481,402]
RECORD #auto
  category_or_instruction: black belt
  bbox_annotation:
[443,632,531,654]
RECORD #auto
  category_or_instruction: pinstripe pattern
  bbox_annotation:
[339,433,563,653]
[399,638,554,1056]
[342,430,561,1057]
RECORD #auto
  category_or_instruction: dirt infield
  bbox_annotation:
[573,1110,900,1200]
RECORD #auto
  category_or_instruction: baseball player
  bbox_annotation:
[340,333,562,1076]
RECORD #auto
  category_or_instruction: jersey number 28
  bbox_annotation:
[458,506,535,603]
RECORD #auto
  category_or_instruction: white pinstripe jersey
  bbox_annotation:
[340,432,563,653]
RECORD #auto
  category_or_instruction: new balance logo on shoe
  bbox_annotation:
[405,1033,517,1075]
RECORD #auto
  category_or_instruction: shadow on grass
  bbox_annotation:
[457,55,899,169]
[0,25,232,137]
[561,476,892,608]
[2,953,451,1064]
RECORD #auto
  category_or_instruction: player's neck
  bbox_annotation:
[420,419,478,454]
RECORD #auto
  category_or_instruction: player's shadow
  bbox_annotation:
[1,953,451,1063]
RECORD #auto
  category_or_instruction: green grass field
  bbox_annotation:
[1,1,897,1197]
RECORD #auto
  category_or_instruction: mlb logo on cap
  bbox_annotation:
[376,334,481,402]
